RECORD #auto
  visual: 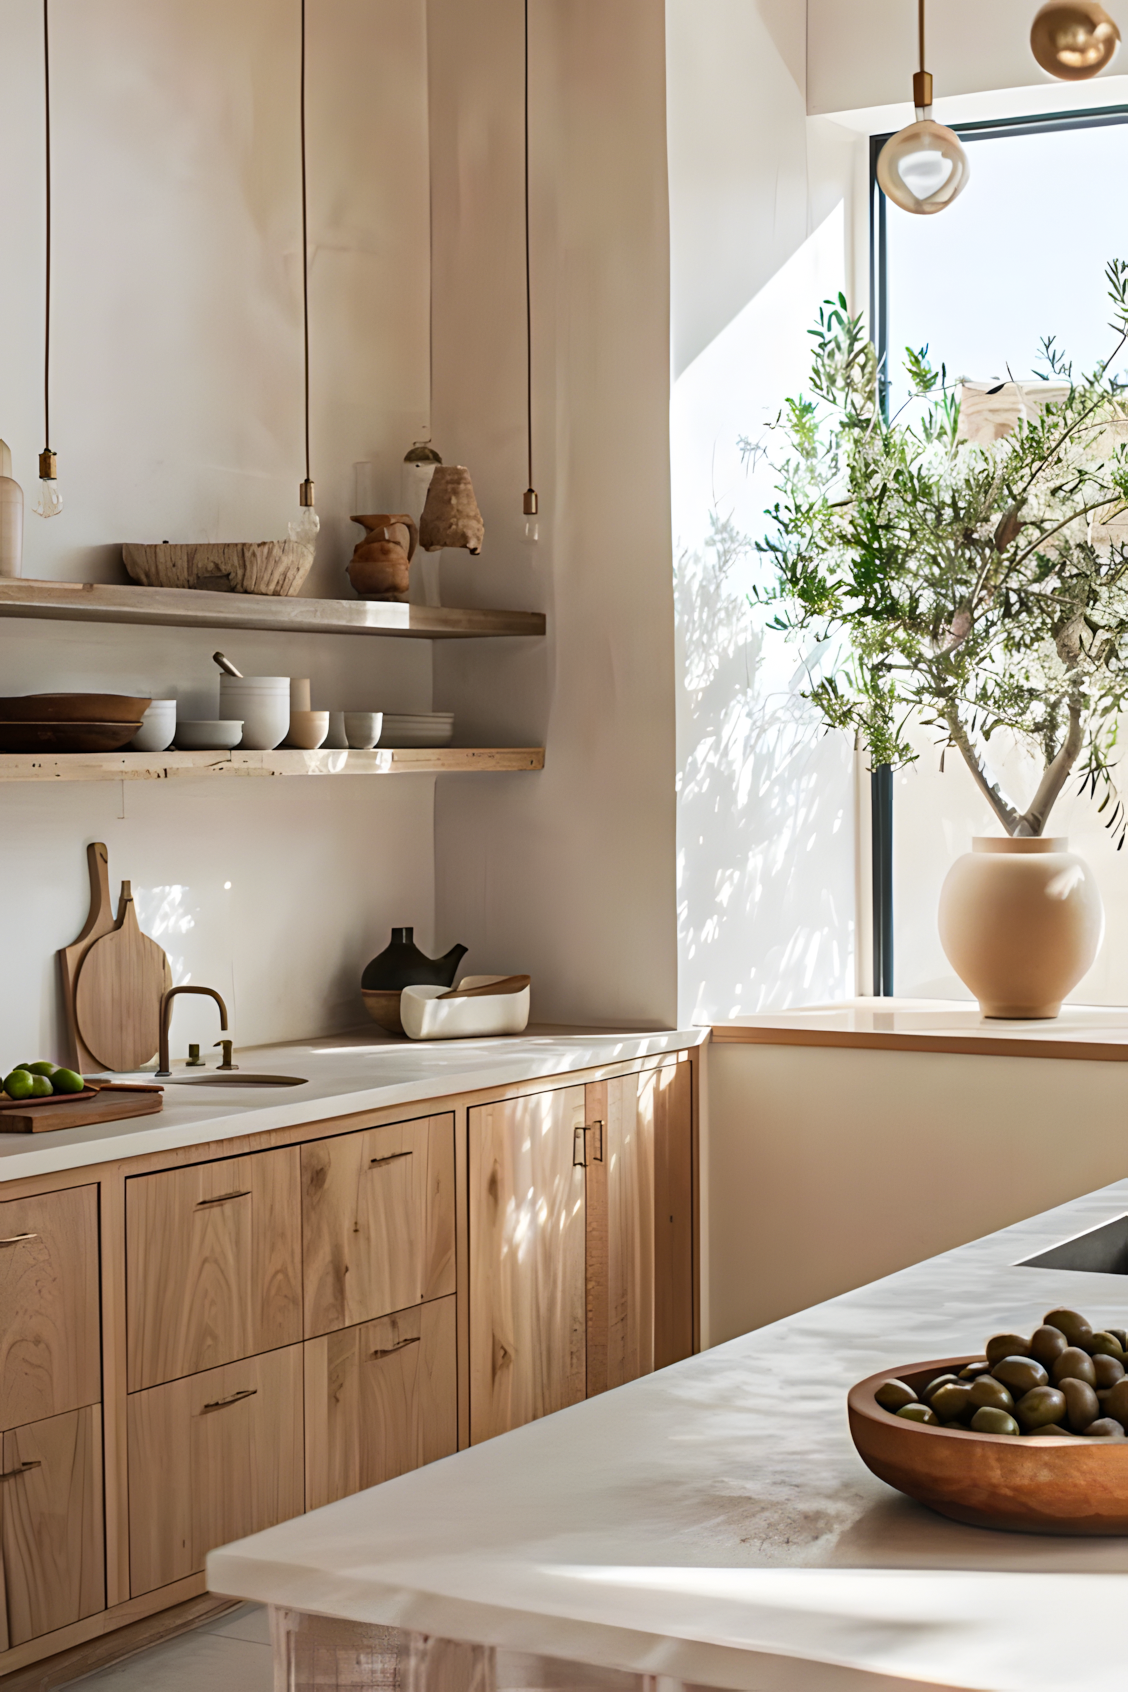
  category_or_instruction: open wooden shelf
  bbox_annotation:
[0,579,546,640]
[0,747,544,783]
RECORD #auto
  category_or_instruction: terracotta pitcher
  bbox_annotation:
[347,513,418,602]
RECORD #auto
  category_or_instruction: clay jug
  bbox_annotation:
[419,466,484,554]
[347,513,418,602]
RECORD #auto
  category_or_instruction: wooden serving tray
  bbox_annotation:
[0,1085,163,1134]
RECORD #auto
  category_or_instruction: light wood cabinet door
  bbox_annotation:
[302,1115,455,1338]
[646,1060,694,1369]
[585,1075,657,1396]
[127,1344,303,1597]
[304,1294,457,1511]
[469,1087,587,1443]
[0,1186,100,1433]
[126,1147,302,1392]
[0,1405,104,1646]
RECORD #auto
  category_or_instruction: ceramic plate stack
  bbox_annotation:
[378,713,454,749]
[0,694,150,753]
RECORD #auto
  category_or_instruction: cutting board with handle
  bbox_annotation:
[0,1084,164,1134]
[58,842,117,1072]
[74,881,172,1071]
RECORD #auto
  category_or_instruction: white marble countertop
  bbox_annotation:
[0,1025,704,1185]
[210,1180,1128,1692]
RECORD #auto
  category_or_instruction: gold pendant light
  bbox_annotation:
[33,0,62,519]
[876,0,970,217]
[521,0,538,542]
[288,0,319,548]
[1030,2,1120,78]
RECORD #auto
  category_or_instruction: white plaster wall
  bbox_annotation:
[427,0,678,1029]
[0,0,440,1060]
[667,0,862,1025]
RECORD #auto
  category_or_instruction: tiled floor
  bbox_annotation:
[71,1603,272,1692]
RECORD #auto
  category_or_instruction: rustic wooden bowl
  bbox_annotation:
[850,1356,1128,1534]
[361,988,405,1037]
[0,693,150,723]
[0,721,143,753]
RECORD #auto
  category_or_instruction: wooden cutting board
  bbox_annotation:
[58,842,117,1072]
[74,882,172,1072]
[0,1088,163,1134]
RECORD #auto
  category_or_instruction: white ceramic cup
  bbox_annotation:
[324,711,349,750]
[131,699,177,752]
[219,676,290,750]
[344,712,383,749]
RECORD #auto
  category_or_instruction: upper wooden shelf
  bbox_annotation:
[0,579,546,640]
[0,746,544,783]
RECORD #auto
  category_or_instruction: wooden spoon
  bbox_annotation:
[438,974,530,1000]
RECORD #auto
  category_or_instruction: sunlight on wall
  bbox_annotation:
[673,205,856,1025]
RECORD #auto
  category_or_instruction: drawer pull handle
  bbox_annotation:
[370,1150,412,1169]
[196,1191,251,1208]
[573,1122,604,1167]
[0,1460,41,1481]
[202,1388,257,1413]
[371,1336,421,1361]
[0,1233,38,1247]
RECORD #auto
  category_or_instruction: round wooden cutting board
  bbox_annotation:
[74,883,172,1071]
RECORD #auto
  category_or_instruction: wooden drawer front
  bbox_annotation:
[0,1187,100,1434]
[302,1114,455,1338]
[0,1405,104,1648]
[304,1294,457,1511]
[126,1147,302,1392]
[127,1344,303,1597]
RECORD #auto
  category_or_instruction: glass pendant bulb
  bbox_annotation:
[289,477,319,546]
[1030,1,1119,78]
[523,487,539,545]
[876,73,969,216]
[33,450,62,519]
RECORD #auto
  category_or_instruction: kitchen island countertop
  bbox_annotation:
[0,1024,705,1184]
[209,1179,1128,1692]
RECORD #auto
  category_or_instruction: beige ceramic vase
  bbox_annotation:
[419,466,484,554]
[938,837,1104,1018]
[347,514,418,602]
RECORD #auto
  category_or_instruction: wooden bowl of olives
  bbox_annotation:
[848,1308,1128,1534]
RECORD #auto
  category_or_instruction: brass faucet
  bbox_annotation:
[157,986,237,1077]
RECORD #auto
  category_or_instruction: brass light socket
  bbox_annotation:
[912,70,933,109]
[299,478,315,507]
[38,450,56,480]
[523,488,539,516]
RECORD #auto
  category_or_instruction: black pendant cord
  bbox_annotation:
[918,0,925,74]
[300,0,311,486]
[523,0,534,502]
[42,0,52,453]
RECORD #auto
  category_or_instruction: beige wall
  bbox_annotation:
[706,1041,1128,1346]
[428,0,678,1029]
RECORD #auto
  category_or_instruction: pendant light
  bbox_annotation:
[876,0,970,216]
[288,0,319,548]
[34,0,61,519]
[1030,2,1120,78]
[521,0,538,543]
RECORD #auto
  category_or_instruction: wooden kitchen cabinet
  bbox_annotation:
[127,1345,304,1597]
[126,1147,302,1392]
[0,1186,100,1433]
[303,1294,457,1511]
[302,1114,455,1338]
[0,1405,104,1648]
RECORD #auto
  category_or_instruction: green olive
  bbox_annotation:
[930,1382,973,1422]
[1108,1328,1128,1352]
[1043,1308,1093,1349]
[875,1379,918,1413]
[958,1360,992,1379]
[896,1403,939,1425]
[1029,1325,1068,1369]
[968,1375,1015,1413]
[985,1332,1030,1365]
[970,1406,1020,1436]
[1083,1417,1127,1440]
[1100,1378,1128,1427]
[1028,1424,1075,1437]
[1089,1331,1126,1360]
[992,1356,1048,1396]
[1061,1376,1100,1433]
[1015,1385,1067,1431]
[1051,1347,1097,1389]
[920,1373,961,1402]
[1094,1354,1125,1390]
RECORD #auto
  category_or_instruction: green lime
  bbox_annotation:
[23,1061,58,1077]
[28,1074,53,1097]
[51,1068,84,1094]
[3,1069,34,1099]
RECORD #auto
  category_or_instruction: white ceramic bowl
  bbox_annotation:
[378,713,454,749]
[324,711,349,750]
[286,710,330,750]
[219,678,290,750]
[130,699,177,752]
[400,975,531,1041]
[344,712,383,749]
[175,719,243,751]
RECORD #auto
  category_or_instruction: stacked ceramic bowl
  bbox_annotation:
[218,675,290,750]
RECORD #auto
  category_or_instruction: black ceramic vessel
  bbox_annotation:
[361,926,468,991]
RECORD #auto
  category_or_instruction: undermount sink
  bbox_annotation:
[1018,1214,1128,1275]
[166,1073,309,1088]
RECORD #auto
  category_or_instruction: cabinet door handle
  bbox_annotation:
[195,1191,251,1208]
[0,1233,38,1247]
[201,1388,257,1412]
[371,1336,421,1361]
[573,1122,604,1167]
[0,1460,41,1481]
[370,1150,412,1169]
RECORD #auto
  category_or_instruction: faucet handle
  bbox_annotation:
[214,1040,239,1072]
